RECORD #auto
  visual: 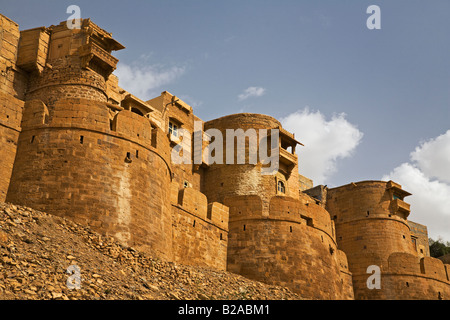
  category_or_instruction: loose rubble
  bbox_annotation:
[0,202,302,300]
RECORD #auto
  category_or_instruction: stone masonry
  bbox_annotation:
[0,14,449,299]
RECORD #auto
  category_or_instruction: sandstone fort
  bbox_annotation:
[0,14,449,300]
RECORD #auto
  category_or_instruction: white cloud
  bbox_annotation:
[114,61,185,100]
[280,108,363,185]
[410,130,450,183]
[238,87,266,101]
[382,130,450,242]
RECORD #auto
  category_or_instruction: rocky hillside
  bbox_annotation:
[0,202,302,300]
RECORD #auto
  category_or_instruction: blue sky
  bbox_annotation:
[1,0,450,241]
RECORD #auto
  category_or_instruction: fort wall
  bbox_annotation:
[0,16,25,202]
[1,13,449,299]
[352,253,450,300]
[202,113,300,209]
[26,56,108,107]
[0,15,27,99]
[0,92,23,202]
[6,98,174,259]
[171,185,229,270]
[199,113,353,299]
[1,15,228,269]
[224,194,353,299]
[325,180,438,299]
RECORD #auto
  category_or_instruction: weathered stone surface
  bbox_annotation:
[0,12,448,300]
[327,181,450,300]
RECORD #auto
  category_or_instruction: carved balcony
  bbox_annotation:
[392,198,411,218]
[279,147,297,177]
[78,42,118,77]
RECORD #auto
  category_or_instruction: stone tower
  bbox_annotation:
[2,13,449,300]
[0,15,26,202]
[327,181,450,299]
[201,113,354,299]
[5,19,174,260]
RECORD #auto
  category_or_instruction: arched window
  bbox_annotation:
[277,180,285,194]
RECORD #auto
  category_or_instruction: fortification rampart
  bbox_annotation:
[202,113,300,211]
[0,14,27,100]
[224,194,354,299]
[326,180,433,299]
[171,185,229,270]
[352,252,450,299]
[0,15,25,202]
[26,56,108,106]
[0,91,23,202]
[1,13,449,300]
[327,181,417,262]
[6,97,174,260]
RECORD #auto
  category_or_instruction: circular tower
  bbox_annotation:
[202,113,293,209]
[6,20,174,260]
[326,180,418,299]
[202,113,354,299]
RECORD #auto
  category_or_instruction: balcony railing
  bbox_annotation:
[393,198,411,218]
[279,147,297,166]
[78,42,118,76]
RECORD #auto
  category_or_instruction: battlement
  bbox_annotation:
[350,252,450,300]
[224,194,342,251]
[1,13,448,300]
[170,184,229,270]
[327,180,413,223]
[171,185,229,231]
[20,97,169,155]
[224,194,353,299]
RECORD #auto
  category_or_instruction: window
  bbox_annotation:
[169,121,178,137]
[301,215,313,227]
[125,152,132,163]
[277,180,285,194]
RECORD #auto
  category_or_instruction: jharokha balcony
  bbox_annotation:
[386,180,412,219]
[78,41,119,77]
[278,126,302,177]
[279,147,297,169]
[392,198,411,218]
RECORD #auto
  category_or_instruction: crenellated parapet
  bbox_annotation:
[6,95,174,260]
[223,194,354,299]
[326,180,450,299]
[2,13,449,300]
[170,184,229,270]
[352,252,450,300]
